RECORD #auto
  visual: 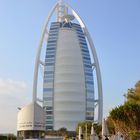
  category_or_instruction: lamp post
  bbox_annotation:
[79,126,82,140]
[85,123,88,140]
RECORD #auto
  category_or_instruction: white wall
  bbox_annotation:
[54,28,86,131]
[17,102,45,131]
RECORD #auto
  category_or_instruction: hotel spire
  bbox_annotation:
[57,0,68,22]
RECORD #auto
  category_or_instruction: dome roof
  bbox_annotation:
[17,102,45,131]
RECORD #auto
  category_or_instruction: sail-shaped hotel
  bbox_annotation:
[32,0,103,131]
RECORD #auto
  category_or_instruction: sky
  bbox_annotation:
[0,0,140,134]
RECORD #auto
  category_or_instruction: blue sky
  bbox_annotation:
[0,0,140,134]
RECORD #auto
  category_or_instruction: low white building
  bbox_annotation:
[17,102,45,140]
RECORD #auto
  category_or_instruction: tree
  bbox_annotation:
[108,80,140,140]
[109,102,140,139]
[106,117,115,135]
[124,81,140,105]
[58,127,67,136]
[108,81,140,140]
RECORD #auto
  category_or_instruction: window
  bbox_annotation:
[83,56,90,60]
[76,28,83,32]
[47,43,57,46]
[48,33,57,37]
[43,97,52,101]
[44,79,53,83]
[47,44,56,48]
[83,55,90,60]
[46,51,55,56]
[87,102,94,108]
[44,82,53,86]
[84,67,92,72]
[76,30,83,34]
[50,28,58,31]
[44,101,53,106]
[84,64,92,68]
[48,36,57,40]
[86,117,94,120]
[86,107,94,111]
[49,33,58,36]
[45,62,54,66]
[45,54,55,58]
[73,23,80,26]
[50,27,59,30]
[87,89,94,93]
[81,44,88,48]
[80,42,87,46]
[86,84,94,90]
[47,47,56,51]
[46,111,53,115]
[82,50,89,55]
[86,83,94,88]
[85,76,93,81]
[44,73,53,78]
[46,121,53,125]
[48,35,57,39]
[84,63,92,68]
[49,30,59,34]
[85,77,93,82]
[44,71,54,74]
[43,88,53,92]
[85,72,93,76]
[46,126,53,130]
[44,65,54,71]
[51,22,60,24]
[46,116,53,119]
[51,24,59,27]
[87,98,94,102]
[79,38,86,43]
[81,48,89,53]
[78,34,85,39]
[45,59,55,63]
[44,74,53,79]
[43,93,53,98]
[46,106,53,110]
[44,71,54,76]
[48,40,57,43]
[83,59,91,65]
[49,35,57,38]
[87,93,94,99]
[45,57,55,62]
[85,67,92,72]
[86,81,94,85]
[46,49,55,52]
[45,65,54,69]
[51,24,60,27]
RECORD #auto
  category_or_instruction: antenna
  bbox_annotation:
[57,0,68,22]
[59,0,63,4]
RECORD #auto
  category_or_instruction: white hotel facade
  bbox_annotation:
[41,1,103,131]
[43,22,95,130]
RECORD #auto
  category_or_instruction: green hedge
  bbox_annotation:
[0,136,7,140]
[0,135,16,140]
